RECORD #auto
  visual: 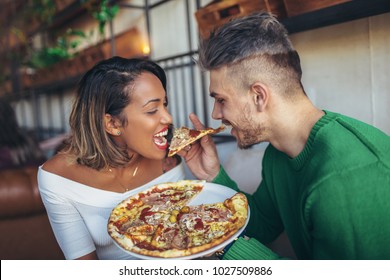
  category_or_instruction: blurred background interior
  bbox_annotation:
[0,0,389,259]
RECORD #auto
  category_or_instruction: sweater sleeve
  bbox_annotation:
[212,166,287,259]
[213,165,284,242]
[212,165,240,191]
[223,237,286,260]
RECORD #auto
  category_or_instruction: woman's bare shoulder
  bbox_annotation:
[41,152,104,189]
[41,152,76,177]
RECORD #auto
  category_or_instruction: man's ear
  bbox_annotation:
[104,114,121,136]
[251,82,269,112]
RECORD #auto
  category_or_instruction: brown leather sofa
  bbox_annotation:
[0,166,64,259]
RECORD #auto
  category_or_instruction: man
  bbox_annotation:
[179,12,390,259]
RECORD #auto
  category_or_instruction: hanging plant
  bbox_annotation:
[25,29,87,69]
[84,0,119,36]
[20,0,119,71]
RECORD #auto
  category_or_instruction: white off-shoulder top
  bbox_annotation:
[38,162,186,260]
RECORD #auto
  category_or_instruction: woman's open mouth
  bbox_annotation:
[153,128,169,150]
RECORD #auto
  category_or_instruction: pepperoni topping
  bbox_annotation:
[176,212,184,221]
[113,220,123,230]
[160,191,184,197]
[126,199,142,210]
[208,208,219,215]
[194,218,204,230]
[136,241,163,251]
[139,207,155,222]
[189,129,201,138]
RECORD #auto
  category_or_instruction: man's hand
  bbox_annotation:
[177,113,221,181]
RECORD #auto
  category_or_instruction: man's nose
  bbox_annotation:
[211,103,222,120]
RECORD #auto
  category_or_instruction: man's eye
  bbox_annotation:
[216,98,225,104]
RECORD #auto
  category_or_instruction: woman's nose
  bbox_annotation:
[162,109,173,124]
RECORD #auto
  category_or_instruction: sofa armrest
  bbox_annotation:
[0,166,45,218]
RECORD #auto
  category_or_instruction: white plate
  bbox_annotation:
[113,182,250,260]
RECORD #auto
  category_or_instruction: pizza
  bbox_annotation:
[168,125,225,157]
[107,180,248,258]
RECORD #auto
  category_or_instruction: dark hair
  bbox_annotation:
[67,56,167,170]
[0,99,45,168]
[0,99,20,147]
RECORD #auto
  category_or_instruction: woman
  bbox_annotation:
[38,57,185,259]
[0,99,46,170]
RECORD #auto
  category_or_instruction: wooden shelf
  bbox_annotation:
[195,0,287,39]
[195,0,390,36]
[47,0,93,31]
[20,27,145,91]
[281,0,390,34]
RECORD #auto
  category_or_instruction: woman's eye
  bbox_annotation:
[147,110,158,115]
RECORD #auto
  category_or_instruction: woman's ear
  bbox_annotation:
[251,82,269,112]
[104,114,121,136]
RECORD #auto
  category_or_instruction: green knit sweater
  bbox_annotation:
[213,110,390,260]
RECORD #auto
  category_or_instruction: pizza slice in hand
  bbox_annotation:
[168,125,225,157]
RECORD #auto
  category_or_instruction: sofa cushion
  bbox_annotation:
[0,166,65,259]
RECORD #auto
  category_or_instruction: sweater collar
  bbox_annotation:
[289,110,336,170]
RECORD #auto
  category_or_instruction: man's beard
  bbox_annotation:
[235,105,265,149]
[237,126,265,149]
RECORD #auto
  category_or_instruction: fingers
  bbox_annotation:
[189,113,205,130]
[188,113,210,144]
[184,144,192,152]
[176,144,192,157]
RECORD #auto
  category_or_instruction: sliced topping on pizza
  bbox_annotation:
[171,230,189,249]
[127,224,155,236]
[140,192,167,205]
[138,206,168,225]
[125,234,152,248]
[168,125,225,157]
[138,180,204,207]
[179,213,204,232]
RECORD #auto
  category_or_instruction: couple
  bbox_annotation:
[39,12,390,260]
